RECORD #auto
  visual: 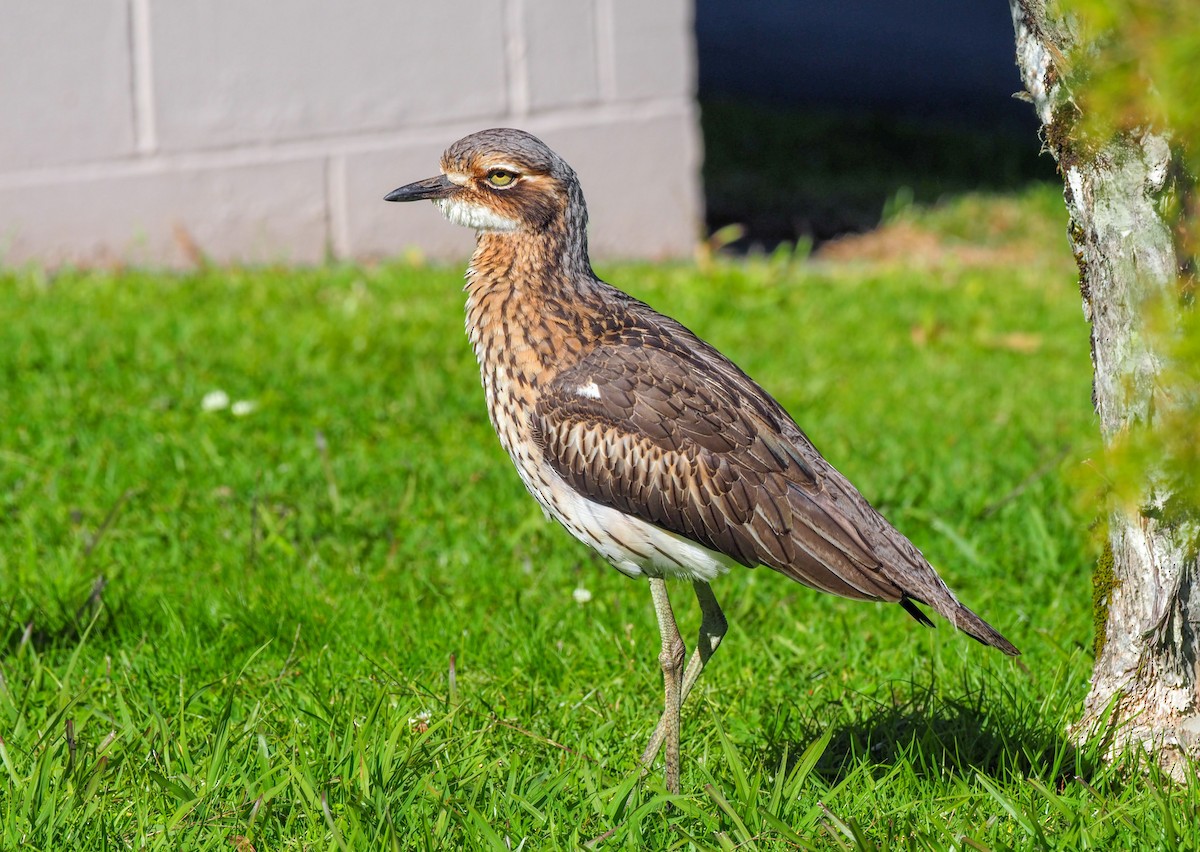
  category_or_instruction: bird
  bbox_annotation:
[384,128,1019,794]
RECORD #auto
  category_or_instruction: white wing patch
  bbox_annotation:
[436,197,520,232]
[575,381,602,400]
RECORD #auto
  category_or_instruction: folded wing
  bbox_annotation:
[531,307,1019,657]
[534,334,908,601]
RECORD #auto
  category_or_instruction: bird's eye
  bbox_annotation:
[487,170,516,187]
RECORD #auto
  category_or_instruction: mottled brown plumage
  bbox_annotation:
[386,128,1018,793]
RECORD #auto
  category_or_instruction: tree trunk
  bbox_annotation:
[1009,0,1200,779]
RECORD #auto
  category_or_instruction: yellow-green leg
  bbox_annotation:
[641,581,727,783]
[646,577,686,793]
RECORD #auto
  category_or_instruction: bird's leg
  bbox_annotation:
[640,581,727,771]
[679,582,728,705]
[647,577,686,794]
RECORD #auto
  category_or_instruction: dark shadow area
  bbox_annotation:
[1,575,117,655]
[757,676,1096,788]
[700,101,1059,251]
[695,0,1059,250]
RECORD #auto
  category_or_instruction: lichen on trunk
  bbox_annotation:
[1009,0,1200,779]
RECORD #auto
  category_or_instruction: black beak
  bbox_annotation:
[384,174,457,203]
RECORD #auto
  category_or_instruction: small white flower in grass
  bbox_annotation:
[573,586,593,604]
[231,400,256,417]
[409,710,432,733]
[201,390,229,412]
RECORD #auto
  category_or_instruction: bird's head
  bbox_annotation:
[385,128,583,235]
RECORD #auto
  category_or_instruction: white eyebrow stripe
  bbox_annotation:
[444,171,471,186]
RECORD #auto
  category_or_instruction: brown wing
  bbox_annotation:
[533,336,907,602]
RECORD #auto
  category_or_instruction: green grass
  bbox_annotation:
[2,193,1198,849]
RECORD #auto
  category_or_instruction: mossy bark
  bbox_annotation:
[1010,0,1200,779]
[1091,541,1115,660]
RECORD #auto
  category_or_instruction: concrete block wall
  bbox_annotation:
[0,0,702,268]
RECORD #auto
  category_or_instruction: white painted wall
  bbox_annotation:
[0,0,702,268]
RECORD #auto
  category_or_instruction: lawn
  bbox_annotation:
[2,188,1197,849]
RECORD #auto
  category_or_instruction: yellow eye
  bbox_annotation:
[487,170,515,187]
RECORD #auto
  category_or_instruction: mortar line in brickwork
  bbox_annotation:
[129,0,158,154]
[595,0,617,101]
[0,99,691,190]
[504,0,531,118]
[326,155,350,260]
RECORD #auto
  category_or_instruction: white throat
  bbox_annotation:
[435,197,520,232]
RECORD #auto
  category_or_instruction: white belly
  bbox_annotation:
[509,439,736,582]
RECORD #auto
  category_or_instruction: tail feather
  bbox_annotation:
[899,596,935,629]
[951,602,1020,655]
[900,596,1020,656]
